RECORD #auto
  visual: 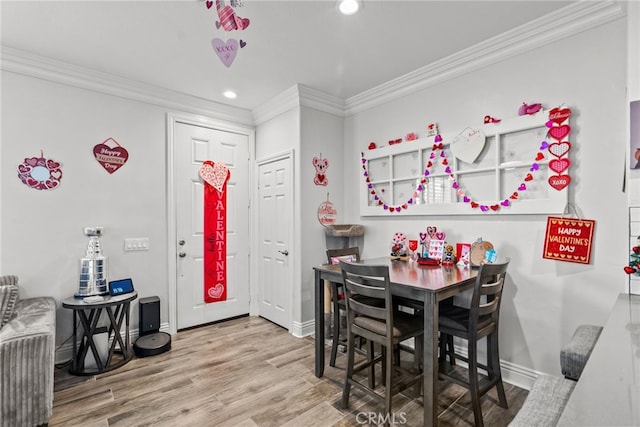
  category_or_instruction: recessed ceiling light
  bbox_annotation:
[223,90,237,99]
[338,0,361,15]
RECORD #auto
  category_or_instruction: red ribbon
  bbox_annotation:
[202,160,230,303]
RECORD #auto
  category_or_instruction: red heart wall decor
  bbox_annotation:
[549,158,571,174]
[548,175,571,191]
[548,141,571,158]
[548,124,571,141]
[549,107,572,124]
[93,138,129,174]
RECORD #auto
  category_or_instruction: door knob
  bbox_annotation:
[178,240,185,246]
[278,250,289,256]
[178,252,186,258]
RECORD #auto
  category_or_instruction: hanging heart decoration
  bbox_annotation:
[545,107,572,191]
[212,38,239,67]
[199,161,230,194]
[93,137,129,174]
[549,158,571,174]
[548,142,571,158]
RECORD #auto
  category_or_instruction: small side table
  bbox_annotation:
[62,291,138,375]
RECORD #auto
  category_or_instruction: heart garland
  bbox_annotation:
[207,0,250,68]
[361,107,572,213]
[545,106,572,191]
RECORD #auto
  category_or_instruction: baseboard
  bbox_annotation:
[55,322,171,365]
[290,319,315,338]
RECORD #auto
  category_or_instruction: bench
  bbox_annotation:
[509,324,603,427]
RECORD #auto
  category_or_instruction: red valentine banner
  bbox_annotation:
[93,138,129,174]
[543,216,595,264]
[199,160,231,303]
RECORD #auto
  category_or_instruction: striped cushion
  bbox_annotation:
[0,285,19,329]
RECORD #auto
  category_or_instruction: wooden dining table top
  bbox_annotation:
[316,256,478,293]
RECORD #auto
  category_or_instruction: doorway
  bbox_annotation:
[168,114,253,331]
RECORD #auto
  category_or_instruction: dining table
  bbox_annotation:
[313,257,478,427]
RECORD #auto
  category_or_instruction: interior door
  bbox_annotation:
[174,121,250,329]
[257,154,292,328]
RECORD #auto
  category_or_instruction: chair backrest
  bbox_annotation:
[326,247,360,264]
[338,260,393,339]
[469,259,510,336]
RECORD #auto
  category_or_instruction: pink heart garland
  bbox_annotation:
[548,141,571,158]
[549,158,571,174]
[199,161,230,193]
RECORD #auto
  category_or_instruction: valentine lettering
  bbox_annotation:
[202,160,230,303]
[93,139,129,174]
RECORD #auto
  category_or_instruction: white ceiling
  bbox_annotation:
[1,1,572,111]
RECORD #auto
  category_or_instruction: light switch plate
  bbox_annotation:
[124,237,149,251]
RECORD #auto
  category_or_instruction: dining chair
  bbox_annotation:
[326,247,361,367]
[437,259,510,427]
[338,260,424,423]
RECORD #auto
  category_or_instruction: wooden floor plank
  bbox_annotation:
[52,316,527,426]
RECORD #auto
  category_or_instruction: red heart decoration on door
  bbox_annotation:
[548,125,571,141]
[549,158,571,174]
[548,175,571,191]
[548,142,572,158]
[549,107,572,124]
[93,139,129,174]
[624,266,637,274]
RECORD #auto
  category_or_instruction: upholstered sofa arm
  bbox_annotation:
[0,296,56,427]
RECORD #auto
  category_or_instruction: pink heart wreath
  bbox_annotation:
[199,161,230,194]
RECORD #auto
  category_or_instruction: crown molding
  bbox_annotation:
[1,1,626,123]
[344,1,626,116]
[252,84,345,125]
[0,46,254,126]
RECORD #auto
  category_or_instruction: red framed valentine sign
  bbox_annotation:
[199,160,231,303]
[543,216,595,264]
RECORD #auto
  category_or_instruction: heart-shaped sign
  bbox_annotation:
[549,107,572,124]
[419,232,427,243]
[548,175,571,191]
[548,141,571,158]
[426,226,437,238]
[208,283,225,299]
[548,124,571,141]
[549,158,571,174]
[450,128,486,164]
[93,138,129,174]
[212,38,238,68]
[199,161,230,193]
[435,232,446,240]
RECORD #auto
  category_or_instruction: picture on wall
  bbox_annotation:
[632,100,640,169]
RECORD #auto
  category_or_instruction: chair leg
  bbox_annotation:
[413,335,423,396]
[330,302,340,367]
[367,339,376,389]
[384,343,394,427]
[488,333,508,408]
[341,332,355,409]
[467,339,484,427]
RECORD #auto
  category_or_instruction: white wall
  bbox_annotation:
[300,106,344,323]
[343,17,628,381]
[1,72,170,345]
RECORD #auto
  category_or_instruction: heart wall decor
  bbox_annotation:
[17,150,63,190]
[199,161,230,194]
[450,128,486,164]
[93,138,129,174]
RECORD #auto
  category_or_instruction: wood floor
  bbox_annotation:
[52,316,528,426]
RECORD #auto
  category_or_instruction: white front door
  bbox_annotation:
[257,153,293,329]
[174,121,250,330]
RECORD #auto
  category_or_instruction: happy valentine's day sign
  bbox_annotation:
[543,217,595,264]
[93,138,128,174]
